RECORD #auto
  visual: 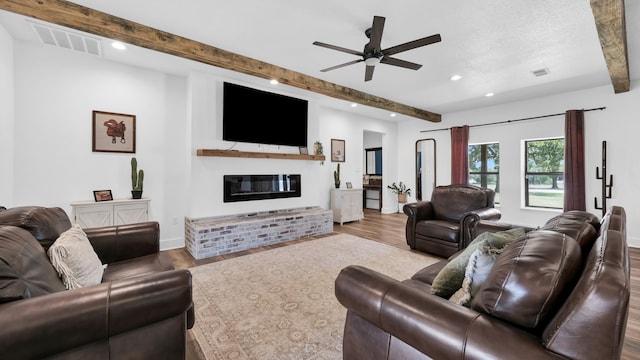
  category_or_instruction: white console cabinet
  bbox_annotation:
[331,188,363,225]
[70,198,150,228]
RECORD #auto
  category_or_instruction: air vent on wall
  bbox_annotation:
[531,68,550,77]
[29,21,102,56]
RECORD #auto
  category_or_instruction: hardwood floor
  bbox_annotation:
[168,209,640,359]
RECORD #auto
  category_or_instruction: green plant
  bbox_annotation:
[314,140,324,155]
[387,182,411,196]
[333,163,340,187]
[131,157,144,191]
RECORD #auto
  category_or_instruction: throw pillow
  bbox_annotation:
[48,224,105,289]
[449,245,504,306]
[431,227,525,298]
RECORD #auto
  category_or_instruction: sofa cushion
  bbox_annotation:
[0,226,66,303]
[430,186,489,222]
[431,227,525,298]
[0,206,72,251]
[540,211,599,252]
[471,230,582,329]
[102,252,175,282]
[48,225,104,289]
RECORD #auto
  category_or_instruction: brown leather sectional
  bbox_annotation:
[336,206,629,359]
[0,206,194,359]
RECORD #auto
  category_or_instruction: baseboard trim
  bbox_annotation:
[160,237,185,251]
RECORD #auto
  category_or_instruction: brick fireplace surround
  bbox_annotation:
[185,206,333,259]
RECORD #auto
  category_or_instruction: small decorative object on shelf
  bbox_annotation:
[131,157,144,199]
[313,141,324,155]
[93,190,113,202]
[387,181,412,204]
[314,141,324,165]
[334,163,341,188]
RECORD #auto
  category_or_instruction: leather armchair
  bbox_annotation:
[0,206,194,359]
[403,184,501,258]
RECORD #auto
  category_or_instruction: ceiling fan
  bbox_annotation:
[313,16,441,81]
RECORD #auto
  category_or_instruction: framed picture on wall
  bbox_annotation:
[331,138,345,162]
[92,110,136,153]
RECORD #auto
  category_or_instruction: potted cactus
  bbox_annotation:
[333,163,340,188]
[131,157,144,199]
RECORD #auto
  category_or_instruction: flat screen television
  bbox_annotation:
[222,82,308,147]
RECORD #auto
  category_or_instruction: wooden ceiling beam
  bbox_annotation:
[590,0,630,93]
[0,0,441,122]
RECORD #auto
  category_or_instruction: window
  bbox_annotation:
[524,138,564,209]
[468,143,499,203]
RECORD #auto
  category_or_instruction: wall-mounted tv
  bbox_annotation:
[222,82,308,147]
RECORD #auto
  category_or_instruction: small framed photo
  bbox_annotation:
[299,146,309,155]
[92,110,136,153]
[346,182,353,189]
[93,190,113,202]
[331,138,345,162]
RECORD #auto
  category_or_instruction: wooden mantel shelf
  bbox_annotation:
[196,149,326,161]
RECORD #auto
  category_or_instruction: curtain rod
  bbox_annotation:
[420,107,606,133]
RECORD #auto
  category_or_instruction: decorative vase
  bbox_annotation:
[131,190,143,199]
[397,194,407,203]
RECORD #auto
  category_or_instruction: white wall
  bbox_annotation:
[7,39,396,248]
[0,25,13,205]
[12,41,190,248]
[399,82,640,247]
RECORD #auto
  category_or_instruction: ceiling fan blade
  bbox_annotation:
[312,41,363,56]
[368,16,386,51]
[380,56,422,70]
[320,59,363,72]
[382,34,441,56]
[365,65,375,82]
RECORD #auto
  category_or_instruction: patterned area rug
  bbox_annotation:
[189,234,440,360]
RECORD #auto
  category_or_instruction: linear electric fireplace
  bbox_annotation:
[223,174,301,202]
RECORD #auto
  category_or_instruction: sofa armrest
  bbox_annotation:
[402,201,434,248]
[84,221,160,264]
[460,208,502,248]
[0,269,192,359]
[336,265,560,359]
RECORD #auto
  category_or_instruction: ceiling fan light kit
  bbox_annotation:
[313,15,441,81]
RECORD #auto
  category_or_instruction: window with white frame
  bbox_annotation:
[524,138,565,209]
[468,142,499,203]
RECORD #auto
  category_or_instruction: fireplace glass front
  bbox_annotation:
[223,174,301,202]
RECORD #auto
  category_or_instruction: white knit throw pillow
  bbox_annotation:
[48,225,105,289]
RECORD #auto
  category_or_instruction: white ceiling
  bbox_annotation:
[1,1,637,121]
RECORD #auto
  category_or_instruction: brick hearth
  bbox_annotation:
[184,206,333,259]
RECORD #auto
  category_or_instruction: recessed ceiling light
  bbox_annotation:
[485,92,495,97]
[270,79,279,85]
[111,42,126,50]
[351,103,358,108]
[450,74,462,81]
[390,113,397,117]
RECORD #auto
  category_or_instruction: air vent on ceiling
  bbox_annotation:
[29,21,102,56]
[531,68,550,77]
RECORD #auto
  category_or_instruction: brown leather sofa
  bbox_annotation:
[336,206,629,359]
[0,206,195,359]
[403,184,501,258]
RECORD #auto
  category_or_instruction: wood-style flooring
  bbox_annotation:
[167,209,640,360]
